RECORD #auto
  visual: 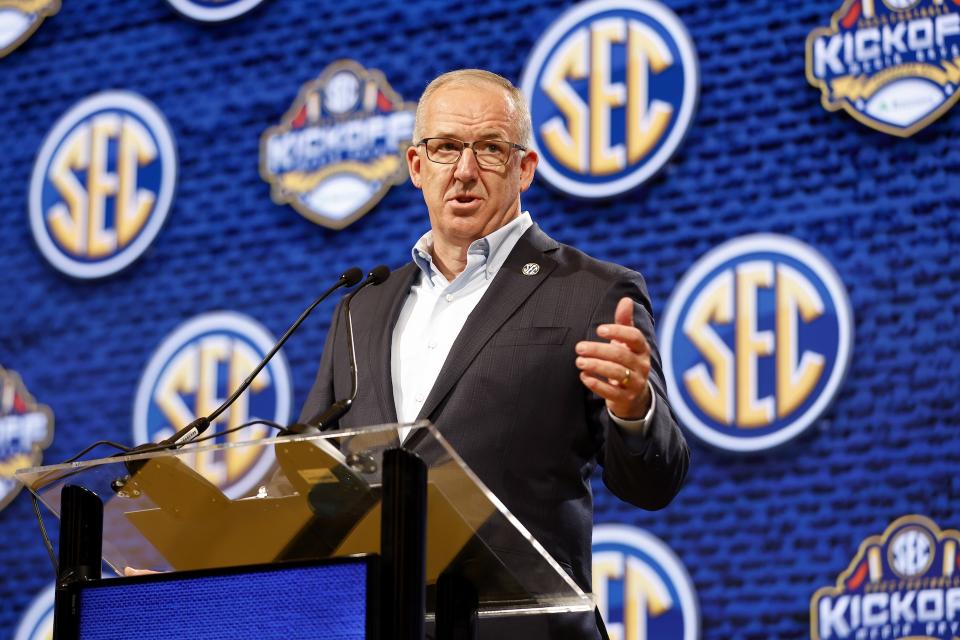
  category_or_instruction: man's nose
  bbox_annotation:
[454,146,479,182]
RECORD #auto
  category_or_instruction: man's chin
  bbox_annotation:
[437,217,489,244]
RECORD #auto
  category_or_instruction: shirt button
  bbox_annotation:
[427,341,437,349]
[445,294,453,302]
[414,393,425,403]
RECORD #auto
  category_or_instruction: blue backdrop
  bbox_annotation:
[1,0,958,638]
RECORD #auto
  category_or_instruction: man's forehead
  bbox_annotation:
[420,84,517,136]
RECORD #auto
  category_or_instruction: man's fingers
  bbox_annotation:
[579,372,633,401]
[578,336,649,363]
[614,296,634,327]
[580,372,648,416]
[595,323,649,353]
[576,355,650,383]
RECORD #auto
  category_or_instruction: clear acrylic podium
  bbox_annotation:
[17,422,593,639]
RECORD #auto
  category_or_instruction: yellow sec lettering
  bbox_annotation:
[684,260,829,430]
[626,554,672,640]
[627,21,674,164]
[116,116,157,247]
[775,264,825,418]
[540,18,676,176]
[47,124,91,256]
[87,114,121,259]
[735,262,775,428]
[46,112,156,259]
[594,551,675,640]
[593,550,623,639]
[151,337,271,489]
[154,343,199,439]
[541,28,589,173]
[194,336,232,486]
[224,341,271,480]
[682,270,734,425]
[589,17,627,176]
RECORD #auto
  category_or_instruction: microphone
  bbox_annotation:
[151,267,364,450]
[109,267,364,496]
[291,265,390,432]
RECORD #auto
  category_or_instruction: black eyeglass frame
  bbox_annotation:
[416,137,527,166]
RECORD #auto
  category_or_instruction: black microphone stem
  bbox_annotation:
[161,268,363,448]
[299,265,390,431]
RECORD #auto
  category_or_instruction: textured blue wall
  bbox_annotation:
[1,0,958,638]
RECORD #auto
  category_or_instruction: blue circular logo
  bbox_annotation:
[520,0,698,199]
[29,91,177,279]
[133,312,292,499]
[165,0,266,22]
[14,583,54,640]
[660,234,854,452]
[593,524,700,639]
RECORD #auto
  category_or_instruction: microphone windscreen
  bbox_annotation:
[342,267,363,287]
[369,265,391,285]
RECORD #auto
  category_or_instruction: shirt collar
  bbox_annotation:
[411,212,533,283]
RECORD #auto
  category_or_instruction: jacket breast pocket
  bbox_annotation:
[488,326,569,347]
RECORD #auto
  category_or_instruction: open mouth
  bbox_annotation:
[452,195,480,204]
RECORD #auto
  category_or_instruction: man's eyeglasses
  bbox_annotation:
[418,137,526,167]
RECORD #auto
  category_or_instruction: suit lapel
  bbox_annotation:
[415,225,560,422]
[364,262,419,425]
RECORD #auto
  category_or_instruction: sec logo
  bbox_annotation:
[805,0,960,137]
[260,60,415,229]
[593,524,700,640]
[29,91,177,279]
[13,583,54,640]
[133,312,292,499]
[811,515,960,640]
[520,0,698,199]
[165,0,265,22]
[660,234,854,452]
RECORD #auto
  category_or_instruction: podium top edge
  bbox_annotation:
[14,420,435,477]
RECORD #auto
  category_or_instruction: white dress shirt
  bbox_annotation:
[392,213,533,438]
[391,212,654,441]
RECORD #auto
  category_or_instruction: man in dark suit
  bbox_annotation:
[300,69,689,638]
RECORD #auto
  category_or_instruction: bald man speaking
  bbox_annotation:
[301,69,689,639]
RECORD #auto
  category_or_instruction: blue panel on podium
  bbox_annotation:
[75,557,376,640]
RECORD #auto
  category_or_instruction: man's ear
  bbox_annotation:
[407,146,422,189]
[519,150,538,192]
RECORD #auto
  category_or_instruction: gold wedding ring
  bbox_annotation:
[619,368,632,387]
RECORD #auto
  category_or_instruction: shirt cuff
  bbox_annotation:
[608,380,657,435]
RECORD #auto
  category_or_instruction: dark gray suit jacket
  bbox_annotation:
[300,224,689,638]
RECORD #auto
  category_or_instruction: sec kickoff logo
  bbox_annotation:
[13,583,54,640]
[806,0,960,137]
[660,234,854,452]
[133,312,292,499]
[0,0,59,58]
[811,515,960,640]
[0,366,53,512]
[593,524,700,640]
[29,91,177,279]
[260,60,415,229]
[165,0,265,22]
[520,0,698,199]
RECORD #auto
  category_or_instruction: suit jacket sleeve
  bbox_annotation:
[591,275,690,510]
